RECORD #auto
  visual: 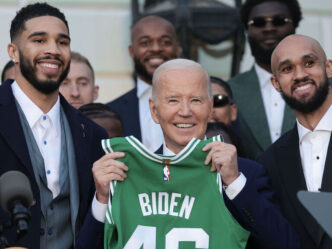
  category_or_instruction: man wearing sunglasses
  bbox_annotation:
[228,0,302,160]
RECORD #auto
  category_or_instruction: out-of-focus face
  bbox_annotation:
[60,60,98,109]
[129,16,180,84]
[247,1,295,67]
[150,66,213,154]
[10,16,71,94]
[271,35,332,114]
[209,83,237,125]
[92,117,123,138]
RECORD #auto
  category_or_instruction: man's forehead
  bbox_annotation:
[132,18,175,40]
[250,1,291,18]
[24,16,69,36]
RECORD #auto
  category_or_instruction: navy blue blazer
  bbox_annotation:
[0,80,108,248]
[107,87,142,141]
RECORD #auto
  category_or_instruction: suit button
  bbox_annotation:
[48,228,53,236]
[40,228,45,235]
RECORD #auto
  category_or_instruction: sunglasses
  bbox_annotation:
[248,16,292,28]
[213,94,233,108]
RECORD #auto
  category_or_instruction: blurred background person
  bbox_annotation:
[1,60,15,83]
[60,51,99,109]
[228,0,302,160]
[79,103,123,138]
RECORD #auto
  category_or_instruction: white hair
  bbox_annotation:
[151,58,212,101]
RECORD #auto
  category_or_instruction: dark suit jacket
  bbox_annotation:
[107,87,141,140]
[259,126,332,249]
[228,67,296,160]
[0,80,108,248]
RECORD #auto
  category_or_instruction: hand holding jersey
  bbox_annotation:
[203,141,240,186]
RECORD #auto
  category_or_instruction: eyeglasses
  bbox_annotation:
[213,94,233,108]
[247,16,292,28]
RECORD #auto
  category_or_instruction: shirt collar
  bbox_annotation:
[162,136,207,156]
[297,104,332,142]
[254,63,272,89]
[11,80,61,135]
[136,77,152,99]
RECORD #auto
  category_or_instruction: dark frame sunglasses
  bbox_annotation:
[248,16,292,28]
[213,94,233,108]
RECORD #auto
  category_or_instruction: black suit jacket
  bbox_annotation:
[0,80,108,248]
[259,126,332,249]
[107,87,141,140]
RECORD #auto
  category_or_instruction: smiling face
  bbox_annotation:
[271,35,332,114]
[60,60,98,109]
[9,15,71,94]
[129,16,180,84]
[247,1,295,68]
[150,66,213,154]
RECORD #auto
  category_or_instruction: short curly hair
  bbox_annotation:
[241,0,302,29]
[10,2,69,42]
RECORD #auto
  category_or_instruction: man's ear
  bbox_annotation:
[149,98,160,124]
[175,44,181,57]
[93,85,99,101]
[325,59,332,78]
[8,43,19,64]
[271,75,281,92]
[128,45,134,59]
[230,104,238,122]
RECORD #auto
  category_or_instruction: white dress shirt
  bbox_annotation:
[255,64,285,142]
[12,81,61,198]
[12,81,103,220]
[163,140,246,200]
[298,104,332,192]
[137,77,163,152]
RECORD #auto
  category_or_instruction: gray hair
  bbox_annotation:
[151,58,212,101]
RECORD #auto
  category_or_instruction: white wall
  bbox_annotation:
[1,0,332,103]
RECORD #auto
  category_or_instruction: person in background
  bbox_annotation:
[79,103,123,138]
[259,34,332,249]
[107,15,180,152]
[208,76,246,157]
[59,51,99,109]
[228,0,302,159]
[1,60,15,83]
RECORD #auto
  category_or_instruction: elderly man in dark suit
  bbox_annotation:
[0,3,107,248]
[90,59,300,249]
[228,0,302,159]
[259,34,332,249]
[107,15,180,152]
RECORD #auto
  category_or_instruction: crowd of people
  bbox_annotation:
[0,0,331,249]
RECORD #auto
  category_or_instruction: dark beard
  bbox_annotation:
[248,36,274,66]
[19,52,70,94]
[280,77,329,114]
[134,56,153,83]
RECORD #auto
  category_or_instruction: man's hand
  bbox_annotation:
[92,152,128,204]
[202,141,239,186]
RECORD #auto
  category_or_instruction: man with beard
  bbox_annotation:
[0,3,107,248]
[259,34,332,248]
[107,15,180,152]
[228,0,302,160]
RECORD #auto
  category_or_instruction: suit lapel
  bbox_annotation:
[281,103,296,134]
[277,127,324,246]
[236,68,271,150]
[321,134,332,192]
[123,88,141,141]
[0,81,34,177]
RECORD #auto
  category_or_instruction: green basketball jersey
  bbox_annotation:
[103,135,249,249]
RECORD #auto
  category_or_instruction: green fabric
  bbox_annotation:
[228,67,296,159]
[103,136,249,249]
